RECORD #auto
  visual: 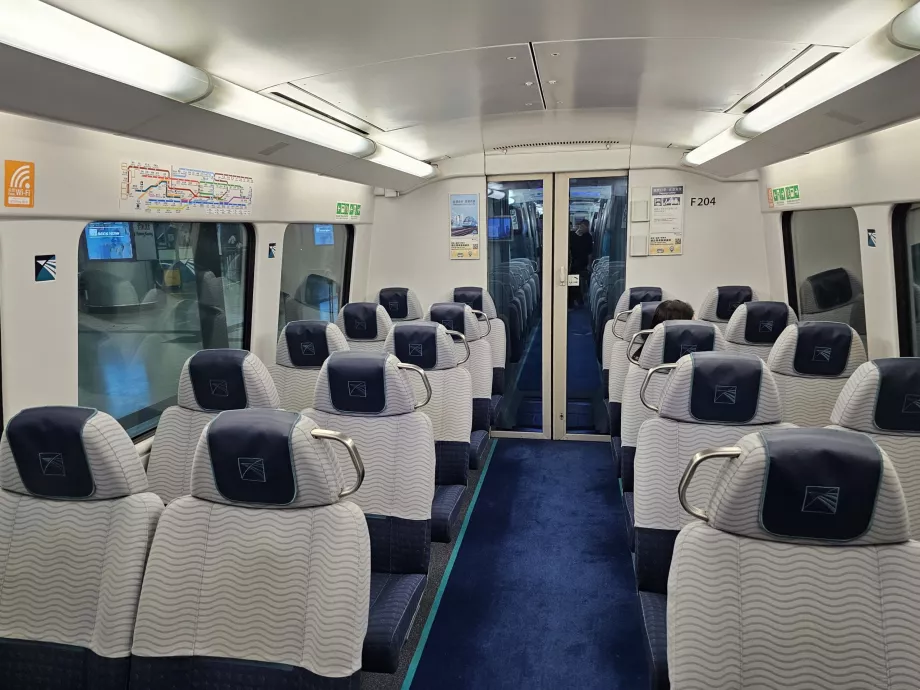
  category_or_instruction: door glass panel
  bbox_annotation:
[565,177,627,434]
[487,180,544,431]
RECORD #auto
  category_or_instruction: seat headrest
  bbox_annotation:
[336,302,393,341]
[658,352,782,425]
[385,322,458,370]
[276,321,349,369]
[0,406,148,500]
[698,285,756,323]
[801,267,862,311]
[312,351,417,416]
[615,286,663,313]
[191,409,348,508]
[178,349,280,412]
[767,321,865,378]
[704,428,909,545]
[377,287,424,321]
[452,287,497,319]
[724,301,798,345]
[831,359,920,434]
[426,302,482,341]
[623,301,662,341]
[637,320,726,369]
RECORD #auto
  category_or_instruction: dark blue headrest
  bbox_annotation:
[380,288,409,319]
[326,351,388,414]
[6,406,96,499]
[716,286,753,320]
[453,287,483,312]
[874,358,920,432]
[743,302,789,344]
[342,303,379,340]
[207,409,299,506]
[393,323,439,370]
[629,287,663,309]
[284,321,330,368]
[760,428,881,541]
[430,303,467,335]
[690,353,763,423]
[188,349,249,411]
[792,322,853,376]
[663,321,716,363]
[807,268,853,310]
[640,301,662,329]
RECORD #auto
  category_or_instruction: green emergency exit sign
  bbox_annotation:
[335,202,362,220]
[768,184,801,208]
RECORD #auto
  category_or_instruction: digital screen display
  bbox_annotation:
[488,216,512,240]
[314,224,335,246]
[86,222,134,260]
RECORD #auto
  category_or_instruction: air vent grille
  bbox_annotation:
[492,140,620,151]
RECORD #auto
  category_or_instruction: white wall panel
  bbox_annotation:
[856,205,899,357]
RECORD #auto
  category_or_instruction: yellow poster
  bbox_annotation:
[4,160,35,208]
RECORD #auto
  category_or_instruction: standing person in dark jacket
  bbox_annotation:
[568,219,593,308]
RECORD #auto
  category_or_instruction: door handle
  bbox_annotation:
[559,266,566,286]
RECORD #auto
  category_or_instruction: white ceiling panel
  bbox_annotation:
[47,0,911,90]
[289,45,539,131]
[480,109,636,150]
[534,38,806,112]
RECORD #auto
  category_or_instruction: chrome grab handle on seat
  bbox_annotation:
[678,447,742,522]
[471,309,492,336]
[311,429,365,499]
[446,329,471,364]
[397,362,433,408]
[612,310,630,339]
[639,363,678,412]
[627,329,653,365]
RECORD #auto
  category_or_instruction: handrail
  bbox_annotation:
[639,363,678,412]
[446,329,471,364]
[627,329,654,365]
[311,429,366,498]
[678,447,742,521]
[397,362,433,408]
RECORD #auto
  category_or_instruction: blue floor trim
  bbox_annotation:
[401,439,498,690]
[407,439,648,689]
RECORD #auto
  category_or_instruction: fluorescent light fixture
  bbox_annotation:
[889,3,920,50]
[194,78,376,158]
[682,127,748,166]
[366,145,435,177]
[0,0,211,102]
[735,23,920,138]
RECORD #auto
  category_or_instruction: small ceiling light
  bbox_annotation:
[507,56,517,60]
[551,52,560,57]
[556,101,564,105]
[525,103,533,106]
[525,81,534,86]
[548,80,557,84]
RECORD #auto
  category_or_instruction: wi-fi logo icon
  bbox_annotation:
[5,161,35,208]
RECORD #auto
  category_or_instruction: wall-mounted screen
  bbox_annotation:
[85,222,134,260]
[314,224,335,246]
[488,216,512,240]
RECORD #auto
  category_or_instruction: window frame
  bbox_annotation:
[780,210,800,316]
[892,202,915,356]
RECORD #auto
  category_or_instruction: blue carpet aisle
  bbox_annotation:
[565,306,607,433]
[406,440,648,689]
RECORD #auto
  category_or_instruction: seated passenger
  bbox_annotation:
[633,299,694,358]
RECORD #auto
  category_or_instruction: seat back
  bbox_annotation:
[800,267,866,334]
[633,353,785,592]
[830,358,920,539]
[147,349,280,503]
[0,407,163,686]
[451,287,507,396]
[305,352,435,574]
[386,322,472,486]
[669,427,920,690]
[724,301,798,360]
[602,286,664,392]
[697,285,757,332]
[621,321,728,486]
[427,302,493,432]
[376,286,424,322]
[767,321,866,426]
[131,409,369,687]
[269,320,349,412]
[607,300,662,437]
[336,302,393,352]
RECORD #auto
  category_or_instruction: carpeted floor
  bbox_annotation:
[407,439,648,689]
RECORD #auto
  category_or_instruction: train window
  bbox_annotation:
[278,223,353,331]
[782,208,866,341]
[77,222,254,438]
[893,203,920,355]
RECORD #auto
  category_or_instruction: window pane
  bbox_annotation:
[788,208,865,341]
[78,222,253,437]
[903,204,920,354]
[279,223,351,330]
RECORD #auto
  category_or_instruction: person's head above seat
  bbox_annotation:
[650,299,694,327]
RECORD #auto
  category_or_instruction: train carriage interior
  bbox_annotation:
[5,0,920,688]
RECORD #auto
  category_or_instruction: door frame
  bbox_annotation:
[551,170,629,441]
[487,173,554,440]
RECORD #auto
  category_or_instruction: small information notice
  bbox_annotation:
[649,185,684,256]
[450,193,480,260]
[335,202,362,221]
[767,184,801,208]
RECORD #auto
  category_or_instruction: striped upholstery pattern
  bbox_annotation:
[668,431,920,690]
[270,322,350,413]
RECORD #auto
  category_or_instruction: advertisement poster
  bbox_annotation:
[649,185,684,256]
[450,193,480,260]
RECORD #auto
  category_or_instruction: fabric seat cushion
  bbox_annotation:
[431,485,466,543]
[638,591,668,690]
[469,430,490,470]
[363,573,427,674]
